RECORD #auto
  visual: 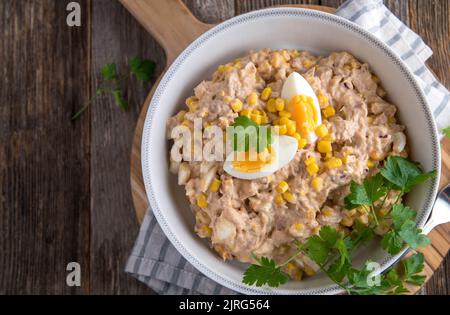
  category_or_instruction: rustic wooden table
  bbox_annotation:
[0,0,448,295]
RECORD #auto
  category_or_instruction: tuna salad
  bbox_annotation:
[166,49,408,280]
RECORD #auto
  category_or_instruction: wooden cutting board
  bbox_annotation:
[120,0,450,294]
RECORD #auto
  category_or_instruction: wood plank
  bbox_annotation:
[89,0,165,294]
[0,0,90,294]
[183,0,235,23]
[408,0,450,295]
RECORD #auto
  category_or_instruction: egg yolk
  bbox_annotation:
[232,148,275,173]
[287,95,318,139]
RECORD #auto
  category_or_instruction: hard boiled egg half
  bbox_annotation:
[281,72,322,143]
[223,134,298,180]
[223,72,321,180]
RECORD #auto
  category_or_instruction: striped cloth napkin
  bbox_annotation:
[125,0,450,295]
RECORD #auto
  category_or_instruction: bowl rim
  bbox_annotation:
[141,7,441,295]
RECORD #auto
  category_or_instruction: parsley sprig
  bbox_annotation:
[72,57,156,120]
[242,156,436,295]
[230,116,272,152]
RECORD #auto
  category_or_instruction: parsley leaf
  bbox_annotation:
[403,253,426,285]
[101,63,118,81]
[305,226,347,267]
[382,204,429,253]
[130,57,156,83]
[112,89,128,111]
[381,231,404,255]
[398,221,430,249]
[443,126,450,138]
[231,116,272,152]
[242,256,288,287]
[352,220,374,245]
[380,156,437,193]
[391,204,417,230]
[344,174,386,209]
[347,262,390,295]
[73,57,156,120]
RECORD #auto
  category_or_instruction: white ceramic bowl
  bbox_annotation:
[141,8,441,294]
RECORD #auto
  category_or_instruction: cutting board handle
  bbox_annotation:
[119,0,211,63]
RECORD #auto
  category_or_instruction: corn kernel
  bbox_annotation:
[312,177,323,192]
[196,194,208,208]
[318,94,329,107]
[292,223,305,232]
[306,163,319,176]
[275,194,284,205]
[240,109,251,118]
[293,133,301,141]
[277,125,287,135]
[287,262,297,272]
[247,92,258,105]
[322,208,334,217]
[251,113,262,125]
[252,109,262,115]
[287,123,296,136]
[282,191,295,204]
[341,216,354,227]
[279,116,290,126]
[261,87,272,101]
[230,99,243,112]
[277,181,289,193]
[367,159,375,168]
[370,151,383,161]
[266,98,277,113]
[275,98,285,111]
[281,50,291,61]
[223,95,233,103]
[177,110,187,122]
[298,138,308,149]
[325,152,332,160]
[279,110,292,118]
[218,90,226,97]
[197,225,212,238]
[291,268,302,280]
[306,209,316,220]
[181,120,191,128]
[305,157,316,165]
[261,115,269,124]
[322,106,335,118]
[209,179,222,193]
[367,116,374,124]
[317,140,332,154]
[302,59,313,69]
[303,265,316,276]
[186,97,198,112]
[342,155,349,165]
[224,64,234,72]
[325,157,343,169]
[315,124,329,138]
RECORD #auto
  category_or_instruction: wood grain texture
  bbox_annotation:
[90,0,164,294]
[0,0,91,294]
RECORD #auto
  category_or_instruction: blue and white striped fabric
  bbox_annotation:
[125,0,450,295]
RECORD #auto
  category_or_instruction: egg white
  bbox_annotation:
[281,72,322,143]
[223,135,298,180]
